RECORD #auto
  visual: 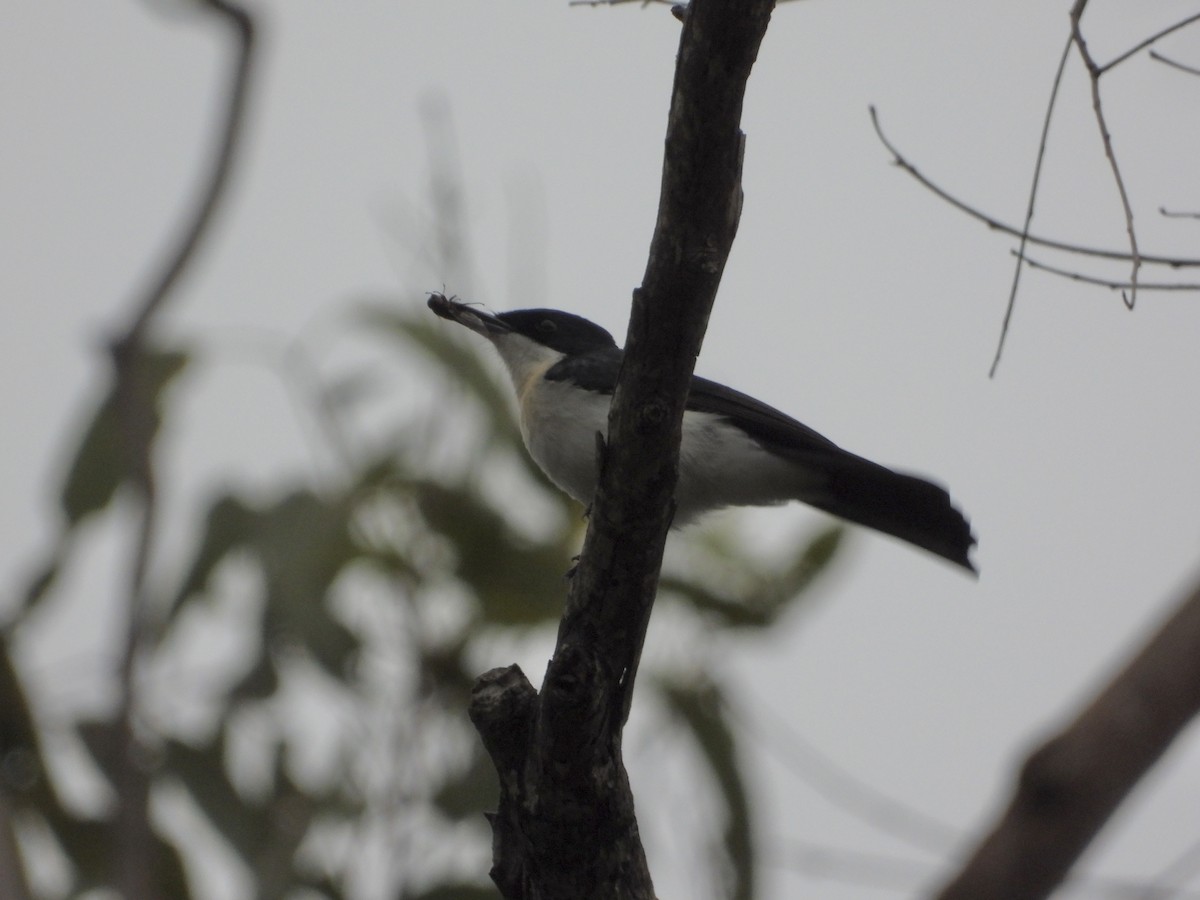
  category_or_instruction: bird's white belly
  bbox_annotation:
[520,379,610,505]
[519,379,805,525]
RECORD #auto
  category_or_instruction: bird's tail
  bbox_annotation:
[805,455,977,573]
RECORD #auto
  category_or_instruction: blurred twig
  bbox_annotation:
[109,1,256,896]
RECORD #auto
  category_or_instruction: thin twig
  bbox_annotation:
[1098,12,1200,75]
[868,107,1200,269]
[990,35,1073,378]
[1070,0,1141,309]
[1015,251,1200,291]
[1160,206,1200,220]
[1150,50,1200,78]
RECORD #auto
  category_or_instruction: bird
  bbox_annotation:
[428,293,976,573]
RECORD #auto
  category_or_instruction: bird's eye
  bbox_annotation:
[538,320,557,334]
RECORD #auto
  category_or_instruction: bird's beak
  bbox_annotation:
[427,292,510,337]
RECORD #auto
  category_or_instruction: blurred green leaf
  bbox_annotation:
[152,832,192,900]
[45,817,113,893]
[419,638,475,704]
[229,650,279,701]
[76,719,119,786]
[169,494,257,617]
[170,489,363,680]
[167,737,266,866]
[16,548,63,621]
[60,348,189,526]
[663,525,841,629]
[357,304,523,451]
[414,481,572,626]
[657,675,752,900]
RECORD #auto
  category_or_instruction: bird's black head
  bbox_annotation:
[498,309,618,355]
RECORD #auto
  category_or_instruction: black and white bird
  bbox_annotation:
[429,293,976,573]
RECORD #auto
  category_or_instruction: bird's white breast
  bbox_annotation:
[518,377,806,525]
[488,330,808,525]
[520,377,611,506]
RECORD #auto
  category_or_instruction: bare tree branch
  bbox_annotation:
[109,2,256,896]
[1150,50,1200,78]
[1014,251,1200,292]
[1070,0,1141,310]
[991,35,1073,378]
[1098,12,1200,75]
[867,107,1200,270]
[469,0,774,895]
[1160,206,1200,220]
[932,571,1200,900]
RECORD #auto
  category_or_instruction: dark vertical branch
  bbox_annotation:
[932,571,1200,900]
[109,2,256,896]
[470,0,775,896]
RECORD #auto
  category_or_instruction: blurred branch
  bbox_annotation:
[0,643,43,900]
[0,792,32,900]
[933,571,1200,900]
[767,839,1200,899]
[109,1,256,896]
[120,0,256,342]
[469,0,774,895]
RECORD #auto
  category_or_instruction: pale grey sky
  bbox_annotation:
[5,1,1200,897]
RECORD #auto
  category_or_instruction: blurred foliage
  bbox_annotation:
[0,306,840,899]
[657,674,752,900]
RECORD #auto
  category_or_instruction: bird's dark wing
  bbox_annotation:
[544,347,623,392]
[690,375,977,572]
[546,352,843,455]
[544,350,976,571]
[686,375,844,456]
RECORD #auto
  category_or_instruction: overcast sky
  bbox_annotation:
[5,1,1200,897]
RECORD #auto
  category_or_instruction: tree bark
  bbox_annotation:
[934,570,1200,899]
[468,0,775,896]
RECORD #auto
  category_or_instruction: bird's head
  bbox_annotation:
[428,293,617,356]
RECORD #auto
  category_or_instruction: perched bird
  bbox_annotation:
[428,293,976,573]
